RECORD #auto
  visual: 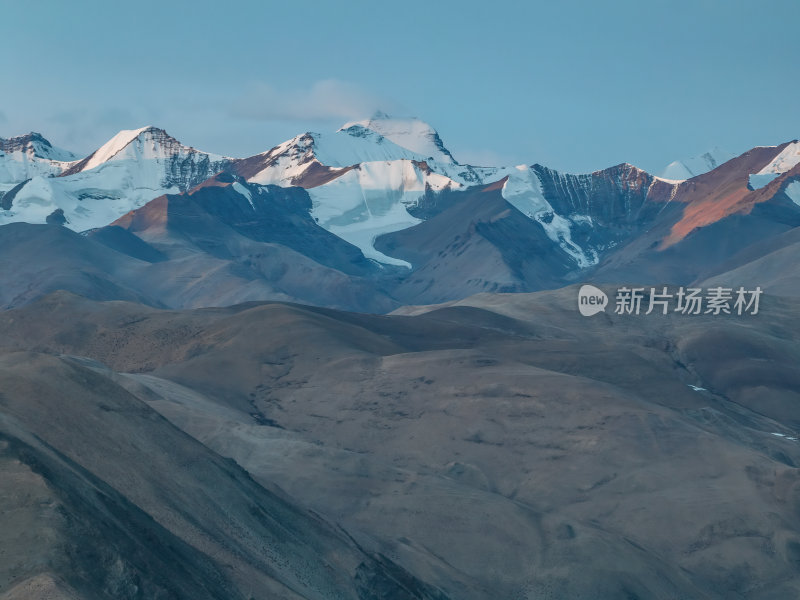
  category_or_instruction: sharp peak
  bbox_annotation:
[2,131,50,141]
[99,125,198,152]
[119,125,171,138]
[0,131,54,147]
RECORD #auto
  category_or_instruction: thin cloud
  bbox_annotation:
[0,110,7,125]
[230,80,395,122]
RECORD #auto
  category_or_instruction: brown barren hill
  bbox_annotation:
[661,143,794,247]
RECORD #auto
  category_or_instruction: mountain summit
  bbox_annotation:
[0,132,76,162]
[339,112,457,164]
[0,132,77,189]
[0,126,232,231]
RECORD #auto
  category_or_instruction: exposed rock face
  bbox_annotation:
[45,207,66,225]
[533,162,675,226]
[528,162,678,260]
[0,133,76,187]
[0,132,76,161]
[1,127,233,232]
[60,126,231,190]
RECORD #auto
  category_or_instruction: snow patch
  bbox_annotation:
[232,181,254,208]
[82,127,151,171]
[748,173,780,190]
[758,141,800,175]
[785,181,800,206]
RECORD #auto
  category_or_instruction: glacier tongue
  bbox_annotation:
[239,116,601,269]
[0,118,668,272]
[306,160,457,268]
[239,120,478,266]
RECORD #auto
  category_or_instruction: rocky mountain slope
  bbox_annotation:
[0,344,448,600]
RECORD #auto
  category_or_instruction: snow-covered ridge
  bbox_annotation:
[747,141,800,190]
[0,132,77,162]
[757,141,800,176]
[65,126,231,176]
[500,165,597,267]
[0,133,78,193]
[2,117,784,274]
[80,127,152,171]
[236,115,492,266]
[340,112,456,164]
[1,126,233,232]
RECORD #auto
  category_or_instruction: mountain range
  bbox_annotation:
[3,115,800,598]
[1,114,799,311]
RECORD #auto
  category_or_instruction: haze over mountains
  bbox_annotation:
[0,114,799,311]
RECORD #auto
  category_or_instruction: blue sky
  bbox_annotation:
[3,0,798,173]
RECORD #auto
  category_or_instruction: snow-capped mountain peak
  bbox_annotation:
[658,147,734,181]
[746,140,800,189]
[62,126,230,176]
[757,140,800,175]
[1,126,233,232]
[0,132,77,162]
[339,112,456,164]
[0,132,78,190]
[78,126,154,172]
